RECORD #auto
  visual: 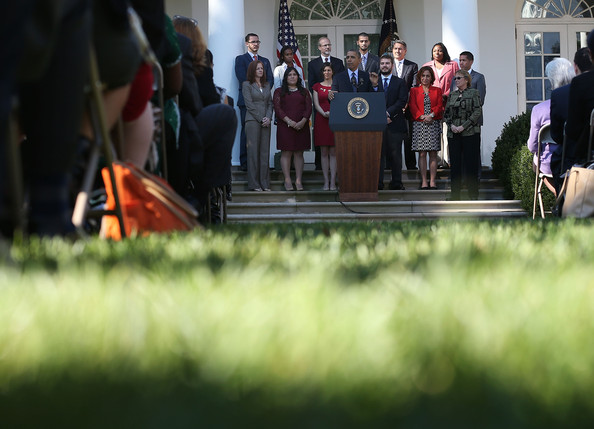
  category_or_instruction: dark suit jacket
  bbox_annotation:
[383,75,408,133]
[196,66,220,107]
[565,71,594,161]
[550,84,570,146]
[331,69,374,92]
[392,58,418,90]
[234,52,273,106]
[359,52,379,74]
[307,56,345,90]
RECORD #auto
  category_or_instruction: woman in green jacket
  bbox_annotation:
[444,70,482,200]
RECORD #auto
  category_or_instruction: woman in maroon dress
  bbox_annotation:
[312,63,336,190]
[273,67,312,191]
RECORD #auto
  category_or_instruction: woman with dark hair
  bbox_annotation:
[423,42,459,168]
[312,62,336,190]
[444,70,482,200]
[422,42,459,99]
[273,45,305,90]
[409,66,444,190]
[242,60,273,191]
[273,67,312,191]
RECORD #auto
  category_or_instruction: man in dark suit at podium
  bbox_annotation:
[374,54,408,190]
[331,50,375,93]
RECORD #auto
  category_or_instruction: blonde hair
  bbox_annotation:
[456,70,472,86]
[173,16,207,75]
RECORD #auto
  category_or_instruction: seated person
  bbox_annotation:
[549,47,592,190]
[527,58,574,196]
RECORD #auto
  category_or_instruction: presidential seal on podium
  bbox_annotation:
[347,97,370,119]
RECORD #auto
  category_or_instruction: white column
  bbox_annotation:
[208,0,245,165]
[442,0,480,69]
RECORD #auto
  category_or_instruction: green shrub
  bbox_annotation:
[510,146,557,213]
[491,112,530,199]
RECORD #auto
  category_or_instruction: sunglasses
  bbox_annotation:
[173,15,198,27]
[454,77,464,80]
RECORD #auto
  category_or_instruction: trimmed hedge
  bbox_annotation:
[491,112,530,199]
[510,146,557,213]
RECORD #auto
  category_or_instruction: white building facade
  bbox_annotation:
[166,0,594,167]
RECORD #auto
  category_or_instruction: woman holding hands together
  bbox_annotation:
[409,66,444,190]
[312,63,336,190]
[273,67,312,191]
[243,60,273,191]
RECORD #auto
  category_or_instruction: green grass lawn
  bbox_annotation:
[1,219,594,428]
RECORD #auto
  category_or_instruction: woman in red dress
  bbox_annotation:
[273,67,312,191]
[312,63,336,190]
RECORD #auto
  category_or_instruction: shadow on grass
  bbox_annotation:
[2,373,592,429]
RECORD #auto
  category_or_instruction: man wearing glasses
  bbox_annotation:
[235,33,273,171]
[308,37,344,170]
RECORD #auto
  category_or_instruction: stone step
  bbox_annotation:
[228,206,526,223]
[227,199,525,216]
[225,166,523,223]
[229,188,506,203]
[231,178,502,192]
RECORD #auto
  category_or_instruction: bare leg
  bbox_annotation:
[329,146,337,190]
[429,150,438,187]
[121,101,154,168]
[543,176,557,197]
[280,150,293,190]
[419,151,428,188]
[320,146,330,189]
[294,151,304,190]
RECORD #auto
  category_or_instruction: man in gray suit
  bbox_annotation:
[357,32,379,74]
[392,40,418,170]
[452,51,486,177]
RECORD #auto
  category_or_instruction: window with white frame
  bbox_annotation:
[517,0,594,111]
[289,0,382,82]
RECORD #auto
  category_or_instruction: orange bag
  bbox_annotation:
[100,161,200,240]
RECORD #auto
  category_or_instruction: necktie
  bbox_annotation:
[362,55,366,70]
[324,57,329,63]
[350,72,357,91]
[383,77,389,90]
[397,61,402,77]
[253,54,258,61]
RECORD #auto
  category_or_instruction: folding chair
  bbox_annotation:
[71,46,126,237]
[532,123,554,219]
[127,7,167,180]
[72,8,170,237]
[207,186,227,224]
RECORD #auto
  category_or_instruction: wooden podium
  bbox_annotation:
[329,93,386,202]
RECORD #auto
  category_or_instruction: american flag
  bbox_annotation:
[277,0,303,69]
[379,0,399,56]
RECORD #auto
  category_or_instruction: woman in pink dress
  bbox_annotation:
[273,67,312,191]
[312,63,336,190]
